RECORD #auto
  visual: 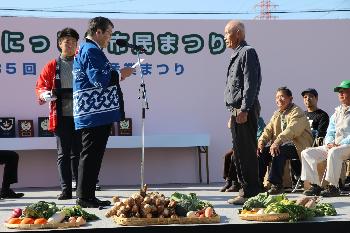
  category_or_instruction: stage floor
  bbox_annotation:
[1,183,350,232]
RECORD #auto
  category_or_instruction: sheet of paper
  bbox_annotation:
[132,58,145,68]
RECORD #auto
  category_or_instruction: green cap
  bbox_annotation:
[334,80,350,92]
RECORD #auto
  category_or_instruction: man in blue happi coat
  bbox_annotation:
[73,16,134,208]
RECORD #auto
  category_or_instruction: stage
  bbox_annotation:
[1,183,350,233]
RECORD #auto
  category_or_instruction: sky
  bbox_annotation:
[0,0,349,20]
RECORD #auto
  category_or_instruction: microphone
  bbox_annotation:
[116,39,146,53]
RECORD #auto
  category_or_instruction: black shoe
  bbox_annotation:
[0,189,24,198]
[303,184,322,196]
[94,197,111,206]
[268,184,284,195]
[219,179,232,192]
[226,182,241,192]
[95,184,101,191]
[345,176,350,185]
[76,198,100,208]
[57,192,72,200]
[320,185,340,197]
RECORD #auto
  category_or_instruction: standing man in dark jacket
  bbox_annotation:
[224,20,262,205]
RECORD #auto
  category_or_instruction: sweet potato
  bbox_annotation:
[204,207,214,217]
[295,197,311,206]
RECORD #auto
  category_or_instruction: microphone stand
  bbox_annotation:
[134,49,148,190]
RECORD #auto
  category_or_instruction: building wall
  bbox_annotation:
[0,18,349,187]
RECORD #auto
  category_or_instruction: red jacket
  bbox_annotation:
[35,59,57,132]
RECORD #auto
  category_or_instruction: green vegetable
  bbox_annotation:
[265,201,315,222]
[313,203,337,217]
[23,201,59,219]
[61,205,99,221]
[263,193,286,206]
[170,192,212,216]
[242,193,269,210]
[242,192,287,210]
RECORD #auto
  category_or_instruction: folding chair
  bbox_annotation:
[291,136,324,193]
[320,158,350,188]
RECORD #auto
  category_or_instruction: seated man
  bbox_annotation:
[220,117,266,192]
[301,88,329,142]
[0,150,24,198]
[301,80,350,197]
[288,88,330,186]
[220,149,240,192]
[257,87,313,194]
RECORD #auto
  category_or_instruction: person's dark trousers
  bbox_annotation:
[290,159,302,183]
[258,144,299,186]
[55,116,82,194]
[223,149,238,182]
[0,150,19,188]
[77,124,111,199]
[230,102,260,198]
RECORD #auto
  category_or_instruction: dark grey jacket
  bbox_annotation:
[224,41,261,112]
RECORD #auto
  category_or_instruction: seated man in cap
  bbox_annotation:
[301,80,350,197]
[258,87,313,194]
[301,88,329,141]
[290,88,331,187]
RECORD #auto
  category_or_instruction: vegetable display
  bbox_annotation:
[170,192,212,217]
[240,193,337,222]
[4,201,97,228]
[106,187,217,220]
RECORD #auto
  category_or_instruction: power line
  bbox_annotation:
[0,7,350,15]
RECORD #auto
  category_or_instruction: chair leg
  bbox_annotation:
[320,168,327,187]
[291,177,301,193]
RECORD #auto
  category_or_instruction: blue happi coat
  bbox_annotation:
[73,39,123,129]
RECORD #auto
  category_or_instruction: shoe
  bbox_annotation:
[344,176,350,185]
[76,198,100,208]
[219,179,232,192]
[0,189,24,198]
[72,181,77,191]
[303,184,322,196]
[268,184,284,195]
[259,183,268,193]
[94,197,111,206]
[226,182,241,192]
[227,196,248,205]
[95,183,101,191]
[320,185,340,197]
[57,192,72,200]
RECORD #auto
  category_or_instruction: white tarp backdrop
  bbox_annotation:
[0,18,349,187]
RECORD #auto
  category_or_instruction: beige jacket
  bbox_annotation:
[258,103,313,159]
